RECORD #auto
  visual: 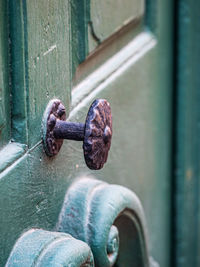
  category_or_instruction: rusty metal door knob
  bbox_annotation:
[42,99,112,170]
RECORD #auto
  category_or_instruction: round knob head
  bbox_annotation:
[83,99,112,170]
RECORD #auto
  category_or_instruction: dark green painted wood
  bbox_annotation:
[0,0,173,266]
[0,145,73,265]
[9,0,71,147]
[8,0,28,144]
[0,143,26,173]
[173,0,200,266]
[0,1,10,148]
[71,0,90,74]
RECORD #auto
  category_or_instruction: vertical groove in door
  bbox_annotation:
[172,0,200,266]
[0,1,11,148]
[171,0,179,265]
[8,0,28,144]
[70,0,90,77]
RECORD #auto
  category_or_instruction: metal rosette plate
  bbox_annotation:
[42,99,66,156]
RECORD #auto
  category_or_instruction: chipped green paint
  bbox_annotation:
[6,229,94,266]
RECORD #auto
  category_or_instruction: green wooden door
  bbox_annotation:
[0,0,174,266]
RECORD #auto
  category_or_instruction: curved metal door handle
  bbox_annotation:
[6,229,94,266]
[56,176,159,267]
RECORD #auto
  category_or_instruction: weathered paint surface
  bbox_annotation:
[0,0,173,266]
[68,34,173,265]
[9,0,71,146]
[57,177,151,267]
[0,143,26,173]
[71,0,144,79]
[89,0,144,51]
[173,0,200,266]
[6,229,94,266]
[0,1,10,148]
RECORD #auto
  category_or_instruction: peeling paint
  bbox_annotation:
[43,44,57,56]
